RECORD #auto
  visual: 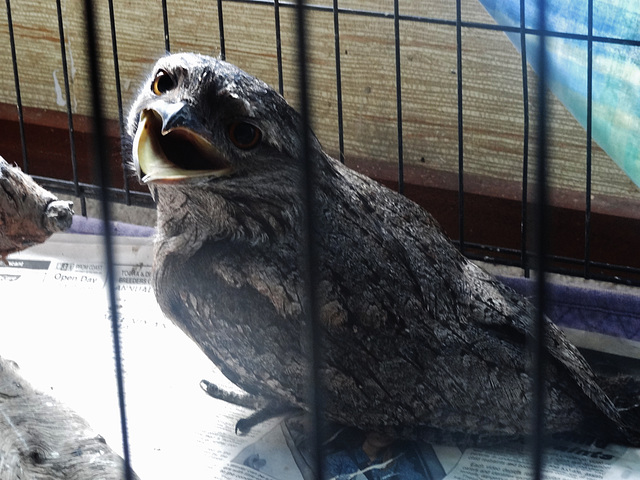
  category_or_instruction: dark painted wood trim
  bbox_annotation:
[2,103,639,281]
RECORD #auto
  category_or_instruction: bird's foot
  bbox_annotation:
[199,379,300,435]
[199,379,263,410]
[235,403,302,435]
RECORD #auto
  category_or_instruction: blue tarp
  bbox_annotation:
[478,0,640,189]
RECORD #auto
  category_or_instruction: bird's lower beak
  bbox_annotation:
[133,102,233,184]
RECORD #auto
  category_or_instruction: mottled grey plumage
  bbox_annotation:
[127,53,640,446]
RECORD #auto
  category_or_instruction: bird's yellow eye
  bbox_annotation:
[228,122,261,150]
[151,69,176,95]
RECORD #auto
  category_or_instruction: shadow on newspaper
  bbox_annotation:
[228,415,640,480]
[285,416,446,480]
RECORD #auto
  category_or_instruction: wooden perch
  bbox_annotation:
[0,357,139,480]
[0,157,139,478]
[0,155,73,261]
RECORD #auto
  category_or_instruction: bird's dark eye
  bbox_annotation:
[228,122,261,150]
[152,69,176,95]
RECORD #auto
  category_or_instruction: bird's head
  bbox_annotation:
[127,53,329,247]
[127,53,311,187]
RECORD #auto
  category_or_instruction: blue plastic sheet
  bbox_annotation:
[478,0,640,188]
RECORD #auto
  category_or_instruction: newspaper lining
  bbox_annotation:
[1,232,639,480]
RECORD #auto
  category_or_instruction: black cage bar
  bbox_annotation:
[2,0,639,479]
[3,0,640,285]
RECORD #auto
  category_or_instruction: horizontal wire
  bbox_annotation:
[30,174,640,283]
[31,175,155,207]
[223,0,640,46]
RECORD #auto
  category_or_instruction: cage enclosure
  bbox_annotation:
[1,0,639,479]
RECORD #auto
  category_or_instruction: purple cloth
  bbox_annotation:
[68,216,155,237]
[501,276,640,342]
[66,217,640,342]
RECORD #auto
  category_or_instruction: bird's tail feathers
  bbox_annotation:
[595,372,640,446]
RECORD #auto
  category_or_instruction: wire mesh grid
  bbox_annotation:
[3,0,640,284]
[2,0,639,479]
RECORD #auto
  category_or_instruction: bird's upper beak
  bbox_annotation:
[132,101,232,183]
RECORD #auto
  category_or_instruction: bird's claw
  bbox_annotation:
[235,418,253,435]
[200,379,220,398]
[234,403,302,436]
[199,378,265,410]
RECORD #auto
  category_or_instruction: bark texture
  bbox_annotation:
[0,156,73,261]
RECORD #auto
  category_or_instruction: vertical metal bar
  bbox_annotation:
[55,0,86,217]
[519,0,530,277]
[217,0,226,60]
[294,0,324,477]
[532,0,549,477]
[584,0,593,278]
[455,0,465,253]
[81,1,133,478]
[162,0,171,52]
[273,0,284,95]
[332,0,345,163]
[107,0,131,206]
[5,0,28,172]
[393,0,404,194]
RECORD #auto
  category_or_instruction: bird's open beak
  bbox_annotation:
[133,101,233,183]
